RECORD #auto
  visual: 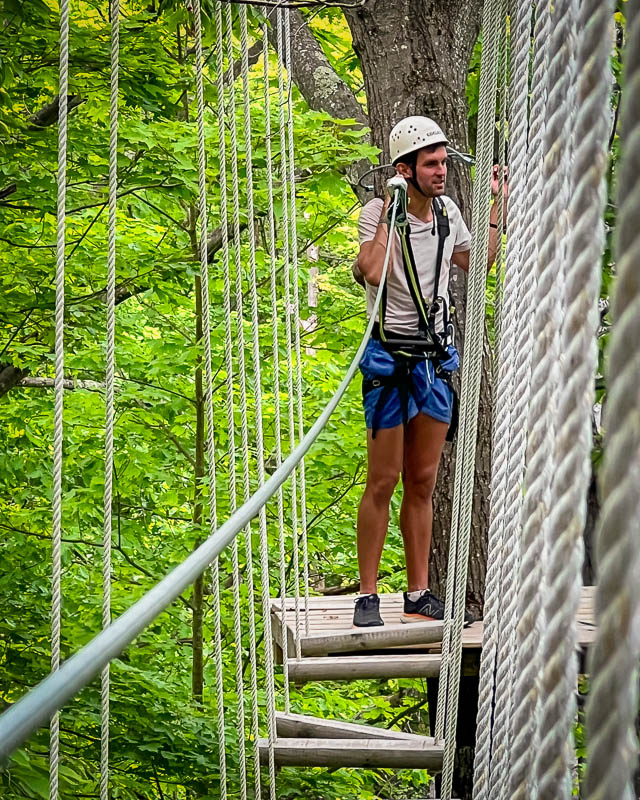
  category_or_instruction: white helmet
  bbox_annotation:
[389,115,448,164]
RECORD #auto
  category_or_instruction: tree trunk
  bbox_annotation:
[344,0,491,615]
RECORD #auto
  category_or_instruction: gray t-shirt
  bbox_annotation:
[358,196,471,336]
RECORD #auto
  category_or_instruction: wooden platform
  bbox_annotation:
[271,586,597,664]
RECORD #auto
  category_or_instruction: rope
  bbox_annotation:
[261,9,291,712]
[488,1,534,795]
[276,9,302,660]
[508,2,551,797]
[533,0,583,793]
[438,0,503,794]
[101,2,119,798]
[473,11,514,797]
[214,4,247,797]
[50,1,70,796]
[193,3,227,797]
[239,7,278,796]
[585,8,640,796]
[283,12,310,637]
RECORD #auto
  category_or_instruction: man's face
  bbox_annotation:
[398,145,448,197]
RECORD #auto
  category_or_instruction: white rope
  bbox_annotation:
[488,1,535,796]
[261,9,291,712]
[215,5,247,798]
[532,0,582,794]
[239,7,278,796]
[508,2,551,797]
[585,10,640,797]
[51,2,70,797]
[438,0,503,795]
[101,3,119,798]
[276,9,302,660]
[193,3,227,797]
[283,12,310,637]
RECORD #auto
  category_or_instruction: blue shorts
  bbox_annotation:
[359,338,455,430]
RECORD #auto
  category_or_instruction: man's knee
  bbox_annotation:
[402,464,438,502]
[366,471,400,505]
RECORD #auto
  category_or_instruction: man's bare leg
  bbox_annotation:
[357,424,404,594]
[400,412,449,591]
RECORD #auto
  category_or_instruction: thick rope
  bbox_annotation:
[215,5,247,797]
[239,7,278,796]
[437,0,504,745]
[276,10,302,660]
[438,0,503,795]
[193,3,227,797]
[487,1,535,796]
[261,9,291,712]
[585,10,640,797]
[507,3,551,797]
[50,2,70,797]
[471,18,516,800]
[533,0,583,794]
[101,3,119,799]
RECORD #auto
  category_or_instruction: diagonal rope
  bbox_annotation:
[239,7,278,796]
[508,2,551,797]
[261,7,291,714]
[584,9,640,797]
[438,0,503,796]
[193,3,227,798]
[51,2,70,798]
[215,4,248,798]
[101,3,119,799]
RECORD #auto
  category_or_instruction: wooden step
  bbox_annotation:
[289,653,442,683]
[276,711,430,742]
[258,736,443,768]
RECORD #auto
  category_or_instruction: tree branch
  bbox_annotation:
[29,94,85,128]
[17,377,105,391]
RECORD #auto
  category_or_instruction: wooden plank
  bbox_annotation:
[289,654,442,683]
[258,737,443,768]
[275,711,433,743]
[299,621,444,656]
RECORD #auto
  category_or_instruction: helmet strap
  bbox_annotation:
[407,152,429,198]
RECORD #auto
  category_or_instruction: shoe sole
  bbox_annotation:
[401,613,474,627]
[352,622,384,629]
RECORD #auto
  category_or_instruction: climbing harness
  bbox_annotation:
[364,185,459,440]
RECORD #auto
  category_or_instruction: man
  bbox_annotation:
[352,115,504,628]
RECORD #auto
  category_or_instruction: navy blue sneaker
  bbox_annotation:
[401,590,475,626]
[353,594,384,628]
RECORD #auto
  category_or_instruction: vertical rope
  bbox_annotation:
[275,9,302,660]
[585,9,640,797]
[488,0,535,795]
[262,10,291,715]
[438,0,503,795]
[100,3,119,799]
[225,5,264,795]
[532,0,582,794]
[508,2,551,797]
[283,12,310,637]
[536,0,613,794]
[50,2,70,797]
[215,5,247,798]
[193,3,227,797]
[239,7,278,796]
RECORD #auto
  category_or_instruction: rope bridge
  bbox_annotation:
[1,1,638,800]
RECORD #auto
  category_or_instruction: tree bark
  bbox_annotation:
[344,0,490,615]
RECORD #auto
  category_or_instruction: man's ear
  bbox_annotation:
[395,162,412,180]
